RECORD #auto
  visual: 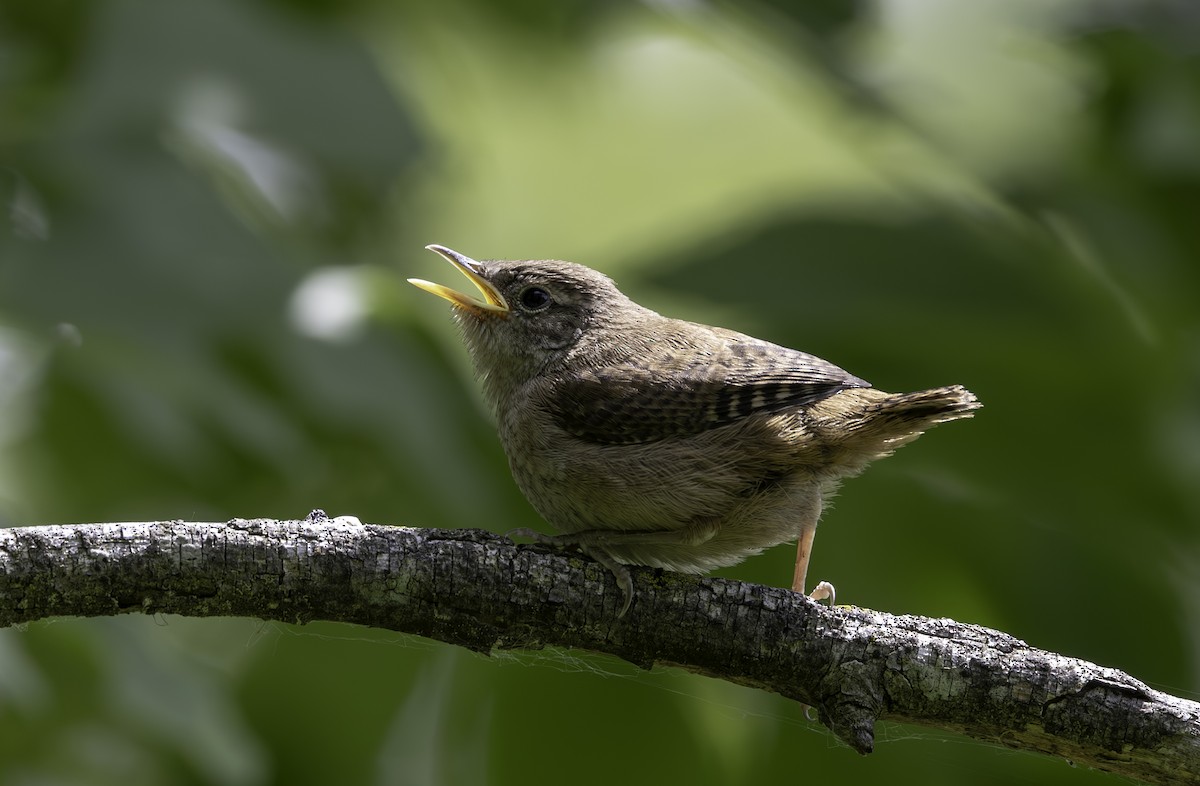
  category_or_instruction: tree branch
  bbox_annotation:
[1,518,1195,784]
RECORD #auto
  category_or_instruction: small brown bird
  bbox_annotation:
[410,245,980,614]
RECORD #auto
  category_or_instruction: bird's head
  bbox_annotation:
[409,245,648,394]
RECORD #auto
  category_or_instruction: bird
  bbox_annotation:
[409,244,980,615]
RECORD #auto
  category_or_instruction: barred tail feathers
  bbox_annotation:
[870,384,981,428]
[813,384,981,471]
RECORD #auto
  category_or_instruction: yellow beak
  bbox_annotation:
[408,245,509,314]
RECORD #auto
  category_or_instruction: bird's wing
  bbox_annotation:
[549,335,869,445]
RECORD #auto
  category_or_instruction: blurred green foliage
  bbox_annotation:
[2,0,1199,784]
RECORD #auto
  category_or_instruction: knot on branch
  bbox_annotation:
[817,656,884,754]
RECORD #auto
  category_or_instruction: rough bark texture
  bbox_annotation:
[0,518,1196,784]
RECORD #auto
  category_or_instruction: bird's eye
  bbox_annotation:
[518,286,552,311]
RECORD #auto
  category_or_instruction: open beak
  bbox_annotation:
[408,245,509,314]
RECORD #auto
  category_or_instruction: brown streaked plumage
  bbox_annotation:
[410,245,980,615]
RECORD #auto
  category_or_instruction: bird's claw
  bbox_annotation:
[809,580,836,607]
[506,529,633,616]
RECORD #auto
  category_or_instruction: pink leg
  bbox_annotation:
[793,522,835,605]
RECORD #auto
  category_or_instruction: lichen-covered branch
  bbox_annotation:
[1,519,1196,784]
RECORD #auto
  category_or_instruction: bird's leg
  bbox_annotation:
[792,524,814,593]
[508,519,720,618]
[793,522,835,606]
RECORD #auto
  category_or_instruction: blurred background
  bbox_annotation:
[1,0,1198,783]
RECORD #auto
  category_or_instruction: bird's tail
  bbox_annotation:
[868,384,981,429]
[812,384,981,473]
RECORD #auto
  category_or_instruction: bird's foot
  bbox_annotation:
[581,546,634,617]
[809,580,836,607]
[507,529,634,616]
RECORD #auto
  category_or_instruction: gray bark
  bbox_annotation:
[0,518,1196,785]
